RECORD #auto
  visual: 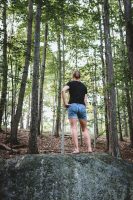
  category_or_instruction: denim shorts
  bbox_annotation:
[68,103,87,120]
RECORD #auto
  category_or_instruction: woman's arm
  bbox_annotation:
[84,94,88,106]
[61,85,69,108]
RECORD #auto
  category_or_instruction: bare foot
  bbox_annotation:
[88,149,93,153]
[72,149,80,154]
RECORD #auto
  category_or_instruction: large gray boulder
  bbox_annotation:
[0,153,133,200]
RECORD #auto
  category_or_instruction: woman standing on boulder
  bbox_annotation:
[61,70,92,153]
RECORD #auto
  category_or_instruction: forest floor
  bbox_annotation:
[0,129,133,163]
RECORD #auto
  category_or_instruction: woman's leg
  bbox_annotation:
[79,119,92,152]
[69,118,79,153]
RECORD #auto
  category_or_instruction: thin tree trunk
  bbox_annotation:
[26,94,31,130]
[123,0,133,79]
[6,91,10,135]
[10,55,18,128]
[14,59,18,112]
[20,115,24,129]
[10,55,14,125]
[75,29,78,68]
[118,0,133,146]
[98,4,109,150]
[28,0,42,153]
[10,0,33,144]
[0,0,8,131]
[93,94,97,148]
[123,0,133,146]
[52,93,57,135]
[103,0,120,157]
[54,33,62,137]
[4,99,7,136]
[38,23,48,135]
[124,83,133,146]
[52,70,58,135]
[93,57,98,148]
[123,105,128,137]
[94,51,99,138]
[116,88,123,141]
[110,17,123,142]
[61,13,65,154]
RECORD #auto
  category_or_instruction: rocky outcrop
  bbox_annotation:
[0,153,133,200]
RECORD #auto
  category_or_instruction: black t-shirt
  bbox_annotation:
[66,80,87,105]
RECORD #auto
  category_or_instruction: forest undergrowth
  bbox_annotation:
[0,130,133,163]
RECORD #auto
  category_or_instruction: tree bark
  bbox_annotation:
[54,33,62,137]
[103,0,120,157]
[116,88,123,141]
[28,0,42,153]
[123,0,133,79]
[0,0,8,131]
[38,23,48,135]
[123,0,133,146]
[98,3,109,150]
[20,115,24,129]
[10,0,33,144]
[123,105,128,137]
[26,94,31,130]
[118,0,133,146]
[92,52,99,148]
[124,83,133,146]
[52,70,58,135]
[10,55,15,127]
[94,51,99,139]
[61,13,65,154]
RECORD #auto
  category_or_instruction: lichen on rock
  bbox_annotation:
[0,153,133,200]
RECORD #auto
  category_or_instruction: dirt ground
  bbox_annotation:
[0,129,133,163]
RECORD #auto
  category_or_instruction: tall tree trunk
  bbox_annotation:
[124,83,133,146]
[20,115,24,129]
[103,0,120,157]
[52,69,58,135]
[26,94,31,130]
[118,0,133,146]
[98,4,109,150]
[38,23,48,135]
[93,52,99,148]
[123,0,133,79]
[0,0,8,131]
[116,88,123,141]
[123,105,128,137]
[94,51,99,138]
[10,0,33,144]
[75,29,78,68]
[61,12,65,154]
[123,0,133,147]
[110,17,123,142]
[28,0,42,153]
[54,33,62,137]
[4,98,7,135]
[10,55,15,126]
[6,91,10,132]
[10,55,18,129]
